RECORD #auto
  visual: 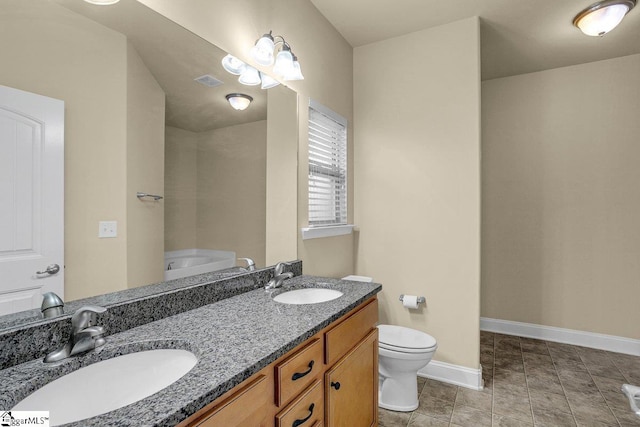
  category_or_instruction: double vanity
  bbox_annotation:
[0,262,381,426]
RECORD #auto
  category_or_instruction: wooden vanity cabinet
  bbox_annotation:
[180,297,378,427]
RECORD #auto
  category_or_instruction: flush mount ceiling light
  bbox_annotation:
[573,0,636,36]
[83,0,120,4]
[249,31,304,81]
[225,93,253,111]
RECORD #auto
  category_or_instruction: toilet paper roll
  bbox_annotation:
[402,295,419,309]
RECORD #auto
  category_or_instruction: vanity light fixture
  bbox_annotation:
[238,66,261,86]
[221,54,280,89]
[573,0,636,36]
[221,54,246,75]
[260,72,280,89]
[225,93,253,111]
[249,31,304,81]
[83,0,120,4]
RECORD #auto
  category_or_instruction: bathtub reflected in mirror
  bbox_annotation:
[164,250,236,281]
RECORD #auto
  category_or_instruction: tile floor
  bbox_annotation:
[379,332,640,427]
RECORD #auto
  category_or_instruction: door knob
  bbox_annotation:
[36,264,60,275]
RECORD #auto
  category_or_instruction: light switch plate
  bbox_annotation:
[99,221,117,238]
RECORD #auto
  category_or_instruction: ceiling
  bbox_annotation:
[310,0,640,80]
[55,0,267,132]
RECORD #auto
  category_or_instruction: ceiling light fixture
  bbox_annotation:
[249,31,304,81]
[225,93,253,111]
[83,0,120,4]
[573,0,636,36]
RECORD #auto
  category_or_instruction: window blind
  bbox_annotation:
[308,100,347,226]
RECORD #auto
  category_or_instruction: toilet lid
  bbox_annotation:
[377,324,437,351]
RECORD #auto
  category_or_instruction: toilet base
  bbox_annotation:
[378,398,419,412]
[378,373,420,412]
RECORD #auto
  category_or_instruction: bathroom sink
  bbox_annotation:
[14,349,197,426]
[273,288,343,304]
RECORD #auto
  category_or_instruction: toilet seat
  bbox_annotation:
[378,325,437,353]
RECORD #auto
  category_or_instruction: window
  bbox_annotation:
[308,99,347,227]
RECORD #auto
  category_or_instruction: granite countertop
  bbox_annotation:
[0,267,250,331]
[0,275,381,426]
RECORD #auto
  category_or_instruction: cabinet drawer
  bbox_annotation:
[275,338,323,407]
[190,374,270,427]
[324,298,378,365]
[276,380,324,427]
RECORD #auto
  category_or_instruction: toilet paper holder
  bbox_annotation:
[399,294,426,305]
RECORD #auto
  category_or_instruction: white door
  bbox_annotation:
[0,85,64,315]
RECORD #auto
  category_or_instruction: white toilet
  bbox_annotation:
[378,324,437,411]
[341,275,438,412]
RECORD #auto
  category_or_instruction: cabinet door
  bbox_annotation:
[325,329,378,427]
[188,374,270,427]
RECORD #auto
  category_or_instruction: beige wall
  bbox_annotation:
[354,18,482,369]
[138,0,355,276]
[166,119,271,267]
[1,2,167,300]
[126,42,166,288]
[165,126,198,251]
[0,1,129,300]
[197,121,267,267]
[482,54,640,340]
[266,86,298,265]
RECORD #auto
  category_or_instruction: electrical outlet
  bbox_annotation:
[99,221,117,238]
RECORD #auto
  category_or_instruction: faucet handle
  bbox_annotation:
[274,262,291,276]
[71,305,106,332]
[238,258,256,271]
[70,326,106,356]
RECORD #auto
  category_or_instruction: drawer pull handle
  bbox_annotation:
[291,360,315,381]
[292,403,315,427]
[330,381,341,390]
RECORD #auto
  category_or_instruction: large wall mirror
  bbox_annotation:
[0,0,298,328]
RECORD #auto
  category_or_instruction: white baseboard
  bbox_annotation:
[481,317,640,356]
[418,360,484,391]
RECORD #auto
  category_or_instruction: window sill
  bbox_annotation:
[301,225,354,240]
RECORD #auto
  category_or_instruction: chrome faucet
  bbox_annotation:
[44,305,107,363]
[238,257,256,271]
[265,262,293,290]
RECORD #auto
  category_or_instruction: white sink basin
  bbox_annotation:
[14,349,197,426]
[273,288,343,304]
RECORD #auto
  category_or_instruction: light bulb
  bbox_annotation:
[238,65,261,86]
